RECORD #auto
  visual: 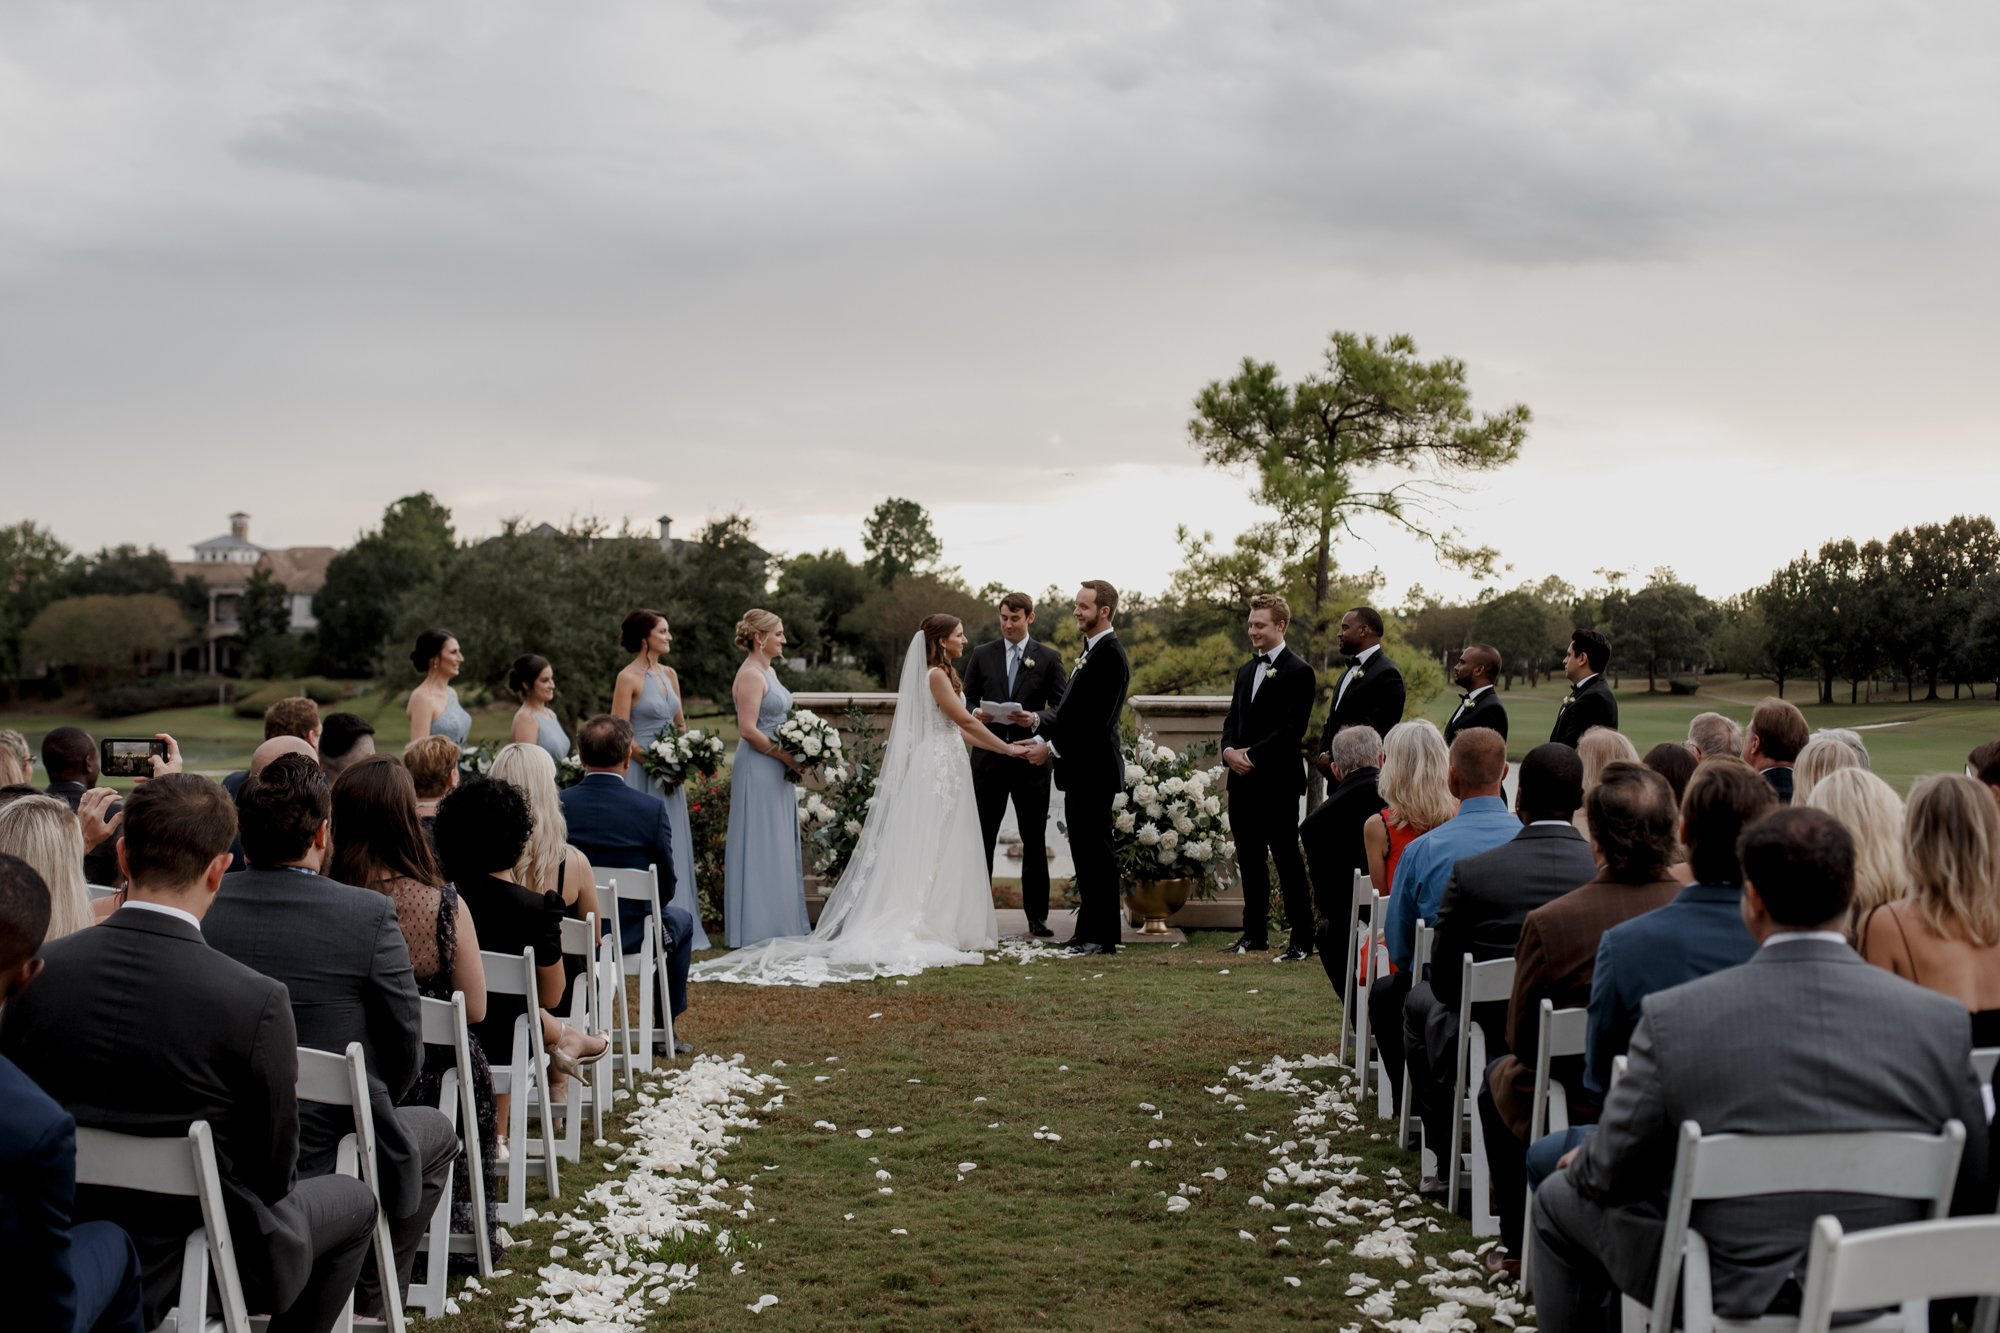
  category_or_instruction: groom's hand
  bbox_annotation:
[1223,747,1254,775]
[1023,739,1051,767]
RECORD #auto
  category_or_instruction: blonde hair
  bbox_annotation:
[1793,733,1865,804]
[1804,768,1907,926]
[734,608,781,654]
[1378,720,1456,833]
[0,729,30,785]
[0,795,94,942]
[1578,726,1640,794]
[1903,773,2000,947]
[402,735,459,800]
[490,743,569,893]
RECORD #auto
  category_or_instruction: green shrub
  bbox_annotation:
[1667,676,1701,696]
[231,680,291,718]
[776,662,880,693]
[93,677,233,719]
[294,676,346,704]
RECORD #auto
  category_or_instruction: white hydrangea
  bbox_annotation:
[1162,777,1186,796]
[1136,824,1162,846]
[1153,744,1176,763]
[1188,840,1214,862]
[1156,847,1178,865]
[1144,802,1164,820]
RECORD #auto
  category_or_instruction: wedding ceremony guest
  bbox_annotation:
[1802,767,1908,939]
[962,592,1069,938]
[611,611,709,951]
[0,727,33,785]
[39,726,122,886]
[0,775,377,1333]
[1858,773,2000,1045]
[1443,644,1508,744]
[326,756,500,1259]
[1971,739,2000,807]
[508,654,569,764]
[1479,762,1682,1269]
[0,795,96,941]
[406,628,470,746]
[559,716,695,1054]
[725,609,810,949]
[402,735,458,839]
[317,712,376,780]
[1406,742,1593,1190]
[1314,607,1405,771]
[1304,724,1388,991]
[1640,740,1696,805]
[1371,727,1514,1105]
[1742,696,1808,804]
[1686,710,1742,761]
[1573,726,1639,836]
[1791,730,1863,803]
[1529,807,1989,1333]
[225,697,322,798]
[1547,629,1616,748]
[1219,593,1317,960]
[205,755,456,1318]
[0,852,146,1333]
[490,743,605,1006]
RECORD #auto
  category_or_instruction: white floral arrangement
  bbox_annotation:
[556,753,587,789]
[456,743,494,778]
[772,707,842,785]
[638,728,729,794]
[1110,738,1232,891]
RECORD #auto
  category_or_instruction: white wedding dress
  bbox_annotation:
[690,632,999,986]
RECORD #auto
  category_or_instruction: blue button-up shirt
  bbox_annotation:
[1383,795,1521,972]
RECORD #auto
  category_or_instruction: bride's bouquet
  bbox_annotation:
[772,708,843,784]
[638,729,729,794]
[1111,739,1233,893]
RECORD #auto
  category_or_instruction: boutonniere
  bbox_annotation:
[1023,656,1036,670]
[1075,650,1090,671]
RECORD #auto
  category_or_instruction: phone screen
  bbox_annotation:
[103,739,165,778]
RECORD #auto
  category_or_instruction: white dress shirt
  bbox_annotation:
[1334,642,1380,707]
[125,900,203,932]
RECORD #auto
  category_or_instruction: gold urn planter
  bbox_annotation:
[1122,877,1196,935]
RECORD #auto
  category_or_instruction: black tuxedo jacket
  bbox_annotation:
[205,867,426,1218]
[1430,822,1598,1012]
[0,908,308,1323]
[1548,674,1618,748]
[962,637,1069,774]
[1220,647,1316,799]
[1444,688,1509,745]
[1317,649,1405,755]
[45,779,122,886]
[1036,633,1129,794]
[1300,766,1387,882]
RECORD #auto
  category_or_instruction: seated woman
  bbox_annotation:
[402,735,459,851]
[0,795,97,941]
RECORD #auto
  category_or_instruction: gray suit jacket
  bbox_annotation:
[1569,938,1989,1318]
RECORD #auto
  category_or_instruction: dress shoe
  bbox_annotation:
[1482,1249,1520,1280]
[1223,936,1269,955]
[1416,1174,1449,1201]
[652,1037,695,1057]
[1027,920,1054,938]
[1274,943,1314,963]
[1064,941,1116,957]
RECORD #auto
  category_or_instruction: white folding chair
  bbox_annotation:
[1622,1120,1967,1333]
[1395,920,1434,1156]
[1448,953,1517,1231]
[482,948,559,1224]
[1611,1053,1629,1087]
[601,866,677,1072]
[554,912,610,1161]
[1973,1047,1998,1123]
[1337,871,1377,1069]
[1795,1215,2000,1333]
[74,1121,251,1333]
[87,883,121,902]
[294,1042,404,1333]
[1517,1000,1588,1298]
[407,994,492,1316]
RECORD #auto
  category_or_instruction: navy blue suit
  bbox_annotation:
[559,772,693,1018]
[1,1054,146,1333]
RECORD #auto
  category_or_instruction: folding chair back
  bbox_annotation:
[87,883,121,902]
[481,948,560,1223]
[1449,953,1517,1227]
[407,994,492,1315]
[601,868,677,1074]
[1795,1215,2000,1333]
[1974,1048,1998,1122]
[1338,871,1377,1069]
[294,1042,404,1333]
[74,1121,251,1333]
[555,912,608,1159]
[1518,1001,1588,1299]
[1395,921,1435,1156]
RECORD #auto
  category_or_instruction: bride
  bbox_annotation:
[691,613,1036,986]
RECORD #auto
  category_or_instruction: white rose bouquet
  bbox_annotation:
[772,707,843,785]
[456,744,494,779]
[1109,737,1232,893]
[638,728,729,794]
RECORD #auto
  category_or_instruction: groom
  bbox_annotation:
[1020,580,1130,956]
[965,591,1070,938]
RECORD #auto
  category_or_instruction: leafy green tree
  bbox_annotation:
[1188,332,1530,688]
[1886,517,2000,699]
[67,545,178,597]
[1403,592,1478,671]
[22,594,194,688]
[1757,556,1822,700]
[860,498,943,587]
[775,549,870,663]
[844,574,985,686]
[237,566,299,678]
[667,514,777,698]
[315,493,458,675]
[1471,589,1557,689]
[0,521,73,692]
[1607,570,1714,692]
[1710,594,1769,680]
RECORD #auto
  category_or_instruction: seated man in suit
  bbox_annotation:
[558,714,694,1054]
[1303,724,1389,997]
[1548,628,1617,748]
[1477,762,1684,1271]
[0,775,376,1333]
[205,756,456,1318]
[1313,607,1405,776]
[1530,806,1990,1333]
[1743,696,1807,805]
[1403,743,1597,1190]
[1443,644,1508,745]
[0,852,146,1333]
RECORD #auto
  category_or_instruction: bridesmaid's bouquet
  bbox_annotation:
[456,744,495,779]
[556,754,587,789]
[638,730,728,794]
[772,708,843,784]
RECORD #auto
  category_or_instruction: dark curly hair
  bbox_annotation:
[432,776,532,882]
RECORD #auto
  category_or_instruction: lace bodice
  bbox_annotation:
[381,875,453,988]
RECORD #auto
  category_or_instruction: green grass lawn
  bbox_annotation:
[429,933,1511,1333]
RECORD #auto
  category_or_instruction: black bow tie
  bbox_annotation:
[1255,653,1272,666]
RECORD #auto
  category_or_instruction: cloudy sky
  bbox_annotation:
[4,1,1996,606]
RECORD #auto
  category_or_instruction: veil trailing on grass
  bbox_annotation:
[691,631,997,986]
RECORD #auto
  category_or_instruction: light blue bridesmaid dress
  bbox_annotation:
[430,686,472,746]
[723,667,808,948]
[624,669,713,951]
[530,710,569,766]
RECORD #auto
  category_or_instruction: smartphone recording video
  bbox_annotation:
[101,738,168,779]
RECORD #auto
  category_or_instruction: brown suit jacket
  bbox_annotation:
[1487,872,1681,1140]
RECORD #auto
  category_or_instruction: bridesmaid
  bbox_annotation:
[611,610,712,951]
[407,627,472,746]
[508,654,570,764]
[723,608,809,948]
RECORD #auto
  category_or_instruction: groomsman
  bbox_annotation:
[1444,644,1509,745]
[1220,595,1318,959]
[964,592,1070,937]
[1314,607,1405,774]
[1548,628,1617,748]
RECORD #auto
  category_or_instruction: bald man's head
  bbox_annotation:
[1448,727,1508,796]
[249,735,318,777]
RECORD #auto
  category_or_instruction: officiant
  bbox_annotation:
[965,592,1071,937]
